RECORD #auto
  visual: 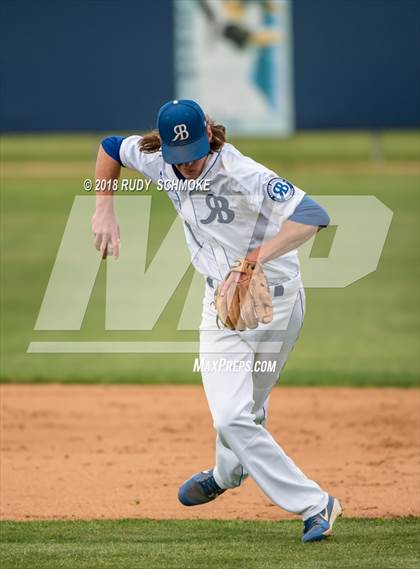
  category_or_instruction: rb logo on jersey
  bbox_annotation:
[266,178,295,202]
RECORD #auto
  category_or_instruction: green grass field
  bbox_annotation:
[1,518,419,569]
[1,131,419,385]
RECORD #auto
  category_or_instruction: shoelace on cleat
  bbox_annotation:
[198,474,223,498]
[304,510,327,531]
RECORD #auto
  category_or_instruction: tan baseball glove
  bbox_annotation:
[214,258,273,331]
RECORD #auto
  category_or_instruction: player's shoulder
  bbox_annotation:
[220,143,304,204]
[120,135,163,168]
[221,142,272,173]
[220,143,276,186]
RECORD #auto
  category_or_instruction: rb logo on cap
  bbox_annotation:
[172,124,190,142]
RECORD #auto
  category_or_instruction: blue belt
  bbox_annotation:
[206,276,284,297]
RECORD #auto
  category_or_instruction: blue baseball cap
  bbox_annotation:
[157,99,210,164]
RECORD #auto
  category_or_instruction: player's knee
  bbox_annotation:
[213,410,253,438]
[214,416,235,436]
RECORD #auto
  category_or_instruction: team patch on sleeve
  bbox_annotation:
[266,178,295,203]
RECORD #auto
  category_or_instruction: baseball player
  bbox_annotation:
[92,99,342,543]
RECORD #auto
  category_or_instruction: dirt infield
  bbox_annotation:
[1,385,419,521]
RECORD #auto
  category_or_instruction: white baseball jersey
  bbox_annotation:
[120,137,305,284]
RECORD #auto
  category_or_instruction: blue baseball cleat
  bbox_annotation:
[302,496,343,543]
[178,469,226,506]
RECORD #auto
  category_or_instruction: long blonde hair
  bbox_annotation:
[139,118,226,155]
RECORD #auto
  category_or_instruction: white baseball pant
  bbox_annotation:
[199,275,328,520]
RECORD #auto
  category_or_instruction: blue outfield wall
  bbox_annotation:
[292,0,420,129]
[0,0,174,132]
[0,0,419,132]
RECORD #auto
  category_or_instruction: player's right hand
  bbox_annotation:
[91,210,120,260]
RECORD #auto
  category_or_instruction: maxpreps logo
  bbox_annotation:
[266,178,295,203]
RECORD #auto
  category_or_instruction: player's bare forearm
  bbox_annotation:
[95,146,121,198]
[246,220,319,264]
[91,146,121,259]
[220,221,318,295]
